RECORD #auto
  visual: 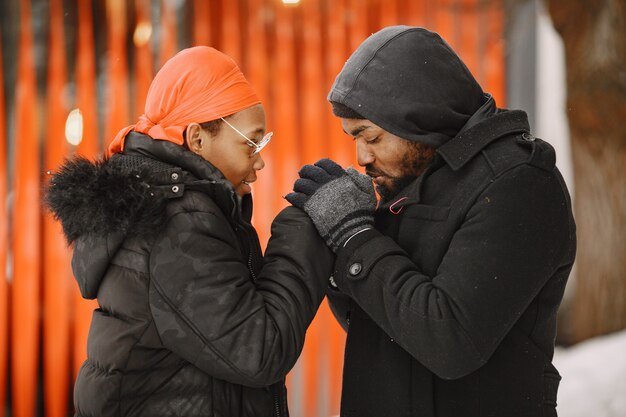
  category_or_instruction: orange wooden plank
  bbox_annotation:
[323,5,350,414]
[193,0,212,46]
[74,0,100,378]
[271,4,302,409]
[432,0,455,49]
[246,0,273,248]
[298,3,326,416]
[458,0,479,80]
[0,31,9,417]
[379,0,399,29]
[300,0,325,163]
[134,0,154,119]
[406,0,427,27]
[483,0,505,106]
[43,1,72,416]
[11,0,41,415]
[348,0,369,54]
[104,0,130,146]
[272,5,298,218]
[221,0,241,65]
[159,0,178,67]
[76,0,100,159]
[326,0,355,168]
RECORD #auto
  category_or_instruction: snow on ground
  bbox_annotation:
[553,329,626,417]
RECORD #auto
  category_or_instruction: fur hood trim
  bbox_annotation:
[45,156,168,244]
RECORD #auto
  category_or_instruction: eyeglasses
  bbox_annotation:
[220,117,273,156]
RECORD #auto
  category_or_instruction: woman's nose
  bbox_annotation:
[253,153,265,170]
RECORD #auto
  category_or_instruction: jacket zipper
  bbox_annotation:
[273,392,282,417]
[248,252,257,282]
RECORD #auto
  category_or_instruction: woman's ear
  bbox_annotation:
[185,123,204,154]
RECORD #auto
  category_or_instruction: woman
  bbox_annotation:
[46,46,333,417]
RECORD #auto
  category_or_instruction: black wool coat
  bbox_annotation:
[328,109,576,417]
[46,133,333,417]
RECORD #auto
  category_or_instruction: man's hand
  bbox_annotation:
[286,158,376,252]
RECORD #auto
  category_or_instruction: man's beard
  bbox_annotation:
[368,142,435,203]
[375,175,417,203]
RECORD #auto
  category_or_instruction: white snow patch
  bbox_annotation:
[554,329,626,417]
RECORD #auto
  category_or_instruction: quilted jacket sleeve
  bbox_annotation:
[148,205,333,387]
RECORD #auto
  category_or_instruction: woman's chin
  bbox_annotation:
[236,182,252,196]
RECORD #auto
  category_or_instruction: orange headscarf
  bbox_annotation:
[107,46,260,156]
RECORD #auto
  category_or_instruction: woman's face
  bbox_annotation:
[189,104,267,196]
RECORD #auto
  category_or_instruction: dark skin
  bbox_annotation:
[341,118,436,202]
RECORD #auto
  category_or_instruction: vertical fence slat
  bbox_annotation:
[299,2,326,416]
[271,5,299,222]
[11,0,41,416]
[246,0,273,247]
[272,5,302,412]
[348,0,368,53]
[325,0,353,168]
[0,31,8,417]
[484,1,505,105]
[193,0,212,46]
[324,1,350,415]
[43,0,72,416]
[379,0,399,29]
[159,0,178,67]
[433,0,455,48]
[134,0,154,120]
[406,0,427,27]
[104,0,130,147]
[458,0,479,81]
[221,0,241,65]
[73,0,100,380]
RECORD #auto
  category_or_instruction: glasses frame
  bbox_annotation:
[220,117,273,156]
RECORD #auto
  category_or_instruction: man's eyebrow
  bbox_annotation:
[344,125,371,137]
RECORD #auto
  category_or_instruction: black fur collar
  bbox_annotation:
[45,155,171,244]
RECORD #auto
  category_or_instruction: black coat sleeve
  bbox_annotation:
[332,165,575,379]
[148,205,334,387]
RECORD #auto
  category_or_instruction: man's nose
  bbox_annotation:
[356,140,374,166]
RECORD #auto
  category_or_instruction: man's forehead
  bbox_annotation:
[341,118,379,136]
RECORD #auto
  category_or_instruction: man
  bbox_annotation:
[286,26,576,417]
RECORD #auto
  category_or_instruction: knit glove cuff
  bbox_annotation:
[303,168,376,252]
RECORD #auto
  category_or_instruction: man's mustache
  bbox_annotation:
[365,165,385,178]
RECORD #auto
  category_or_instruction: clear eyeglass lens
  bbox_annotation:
[251,132,273,155]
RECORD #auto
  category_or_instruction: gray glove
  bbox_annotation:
[286,159,376,252]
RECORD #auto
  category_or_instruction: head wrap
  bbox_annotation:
[328,26,486,147]
[107,46,260,155]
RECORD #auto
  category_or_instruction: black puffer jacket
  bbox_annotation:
[47,132,334,417]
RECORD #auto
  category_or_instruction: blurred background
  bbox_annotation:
[0,0,624,416]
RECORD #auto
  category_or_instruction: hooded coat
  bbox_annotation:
[325,27,577,416]
[47,132,334,417]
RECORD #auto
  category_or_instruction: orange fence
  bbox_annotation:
[0,0,505,416]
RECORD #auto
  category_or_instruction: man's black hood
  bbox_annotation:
[328,26,485,147]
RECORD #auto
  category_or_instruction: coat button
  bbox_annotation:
[171,172,179,181]
[349,263,362,276]
[522,132,535,142]
[172,185,179,193]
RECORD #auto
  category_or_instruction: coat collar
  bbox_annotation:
[376,108,530,214]
[437,109,529,171]
[122,131,254,223]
